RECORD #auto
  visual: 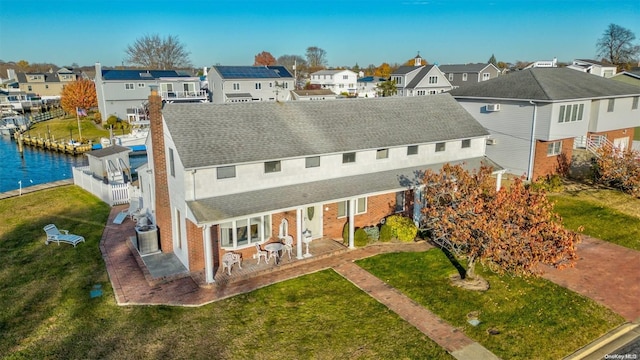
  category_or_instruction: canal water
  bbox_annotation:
[0,135,147,193]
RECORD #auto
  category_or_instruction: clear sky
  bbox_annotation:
[0,0,638,69]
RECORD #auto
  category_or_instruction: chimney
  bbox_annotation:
[148,86,173,253]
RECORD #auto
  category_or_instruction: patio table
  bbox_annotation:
[264,242,283,264]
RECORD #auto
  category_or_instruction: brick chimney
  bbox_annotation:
[148,86,173,253]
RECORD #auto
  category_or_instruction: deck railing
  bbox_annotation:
[160,90,208,101]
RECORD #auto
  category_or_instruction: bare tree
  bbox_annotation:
[306,46,327,71]
[596,24,640,66]
[125,34,192,69]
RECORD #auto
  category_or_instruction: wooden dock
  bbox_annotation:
[15,133,93,155]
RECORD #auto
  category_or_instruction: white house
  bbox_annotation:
[439,63,500,89]
[451,68,640,181]
[567,59,617,78]
[208,65,294,104]
[356,76,387,98]
[141,91,500,284]
[309,69,358,95]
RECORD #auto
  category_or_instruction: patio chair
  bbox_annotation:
[44,224,85,247]
[254,243,269,264]
[114,197,142,224]
[281,235,294,260]
[221,252,242,275]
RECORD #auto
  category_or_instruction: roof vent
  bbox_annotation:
[486,104,501,112]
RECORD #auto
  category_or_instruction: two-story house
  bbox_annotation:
[94,62,208,123]
[139,91,500,283]
[14,67,83,98]
[309,69,358,96]
[356,76,387,98]
[208,65,294,104]
[451,68,640,181]
[567,59,617,78]
[439,63,500,89]
[390,58,453,96]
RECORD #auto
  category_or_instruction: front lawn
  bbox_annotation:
[357,250,624,360]
[549,189,640,250]
[26,116,110,144]
[0,186,452,359]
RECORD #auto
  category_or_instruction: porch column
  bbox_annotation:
[348,198,356,249]
[203,225,214,283]
[495,171,504,191]
[296,207,304,259]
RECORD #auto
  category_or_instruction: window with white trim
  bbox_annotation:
[448,73,453,81]
[217,166,236,179]
[435,142,446,152]
[395,191,405,213]
[482,73,490,81]
[607,99,615,112]
[337,197,367,218]
[461,139,471,148]
[255,83,261,90]
[633,96,639,110]
[547,141,562,156]
[220,215,271,248]
[343,152,356,163]
[407,145,418,155]
[462,73,468,81]
[264,161,281,173]
[428,76,438,84]
[305,156,320,168]
[558,104,584,123]
[169,148,175,177]
[125,83,134,90]
[376,148,389,159]
[233,83,240,90]
[138,83,145,87]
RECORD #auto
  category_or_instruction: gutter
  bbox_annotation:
[527,100,537,182]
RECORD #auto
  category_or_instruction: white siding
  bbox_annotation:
[589,97,640,133]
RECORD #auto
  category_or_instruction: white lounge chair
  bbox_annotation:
[44,224,85,247]
[114,197,142,224]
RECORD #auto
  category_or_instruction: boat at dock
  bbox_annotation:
[1,115,29,136]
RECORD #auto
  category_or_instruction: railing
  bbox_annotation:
[72,166,133,206]
[585,135,614,158]
[30,109,65,123]
[160,90,208,101]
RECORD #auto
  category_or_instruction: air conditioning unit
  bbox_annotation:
[486,138,497,145]
[486,104,501,112]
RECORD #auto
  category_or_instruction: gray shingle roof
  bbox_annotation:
[187,156,501,223]
[405,65,434,88]
[439,63,493,73]
[450,68,640,101]
[86,145,131,158]
[391,66,422,75]
[162,94,489,169]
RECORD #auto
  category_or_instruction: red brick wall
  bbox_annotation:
[186,219,204,271]
[148,91,173,253]
[589,128,635,148]
[532,138,574,181]
[323,192,399,239]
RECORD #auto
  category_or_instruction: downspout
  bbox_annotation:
[527,100,537,182]
[191,169,197,200]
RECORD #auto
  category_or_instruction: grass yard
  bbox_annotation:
[549,189,640,250]
[0,186,452,359]
[357,250,624,360]
[26,116,110,144]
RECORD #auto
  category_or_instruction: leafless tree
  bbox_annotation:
[125,34,192,69]
[596,24,640,66]
[305,46,327,71]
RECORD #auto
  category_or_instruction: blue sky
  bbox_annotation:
[0,0,638,69]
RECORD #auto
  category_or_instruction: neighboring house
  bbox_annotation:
[611,70,640,87]
[567,59,617,78]
[356,76,387,98]
[524,58,558,69]
[291,89,337,101]
[5,67,83,99]
[309,69,358,95]
[208,65,294,104]
[139,91,500,283]
[94,62,208,123]
[451,68,640,181]
[390,64,453,96]
[439,63,500,89]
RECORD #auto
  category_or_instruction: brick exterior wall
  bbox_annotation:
[148,90,173,253]
[323,192,401,239]
[590,128,635,148]
[186,219,204,271]
[532,138,574,181]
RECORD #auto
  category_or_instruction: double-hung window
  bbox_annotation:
[337,197,367,218]
[343,152,356,163]
[428,76,438,84]
[264,161,281,173]
[305,156,320,168]
[217,166,236,179]
[547,141,562,156]
[435,142,446,152]
[125,83,134,90]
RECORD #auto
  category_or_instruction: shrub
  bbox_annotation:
[363,226,380,241]
[93,112,102,124]
[342,222,349,244]
[106,115,130,131]
[530,174,564,193]
[383,215,418,242]
[354,228,369,247]
[379,224,393,242]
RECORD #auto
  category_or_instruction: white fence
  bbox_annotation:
[72,166,133,206]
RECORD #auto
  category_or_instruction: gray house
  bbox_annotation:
[439,63,500,89]
[390,64,453,96]
[208,66,294,104]
[94,63,208,123]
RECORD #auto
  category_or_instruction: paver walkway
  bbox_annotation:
[541,236,640,322]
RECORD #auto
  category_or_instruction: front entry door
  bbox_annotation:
[303,205,322,239]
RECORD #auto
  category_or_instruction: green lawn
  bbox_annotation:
[25,115,110,144]
[549,190,640,250]
[0,186,452,359]
[357,250,624,360]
